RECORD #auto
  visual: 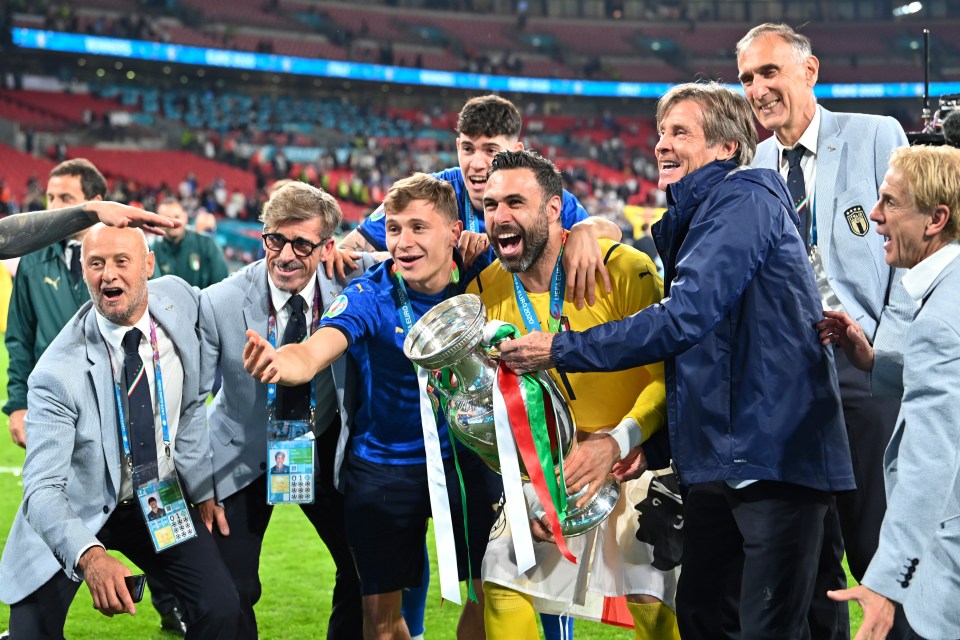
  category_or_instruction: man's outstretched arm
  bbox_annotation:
[0,202,180,259]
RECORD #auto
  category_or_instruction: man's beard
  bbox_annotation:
[493,204,550,274]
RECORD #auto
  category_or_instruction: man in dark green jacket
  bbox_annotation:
[4,159,105,448]
[152,198,229,289]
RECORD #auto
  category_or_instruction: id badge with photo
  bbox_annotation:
[266,420,316,505]
[134,460,197,552]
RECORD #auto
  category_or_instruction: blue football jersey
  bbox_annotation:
[320,260,458,465]
[356,166,591,254]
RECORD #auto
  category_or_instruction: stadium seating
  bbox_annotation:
[0,144,56,203]
[66,146,256,196]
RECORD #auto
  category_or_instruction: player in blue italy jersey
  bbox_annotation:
[334,95,622,310]
[245,173,501,640]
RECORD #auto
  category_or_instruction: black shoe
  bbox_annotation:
[159,607,187,636]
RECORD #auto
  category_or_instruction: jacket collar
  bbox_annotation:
[665,160,739,224]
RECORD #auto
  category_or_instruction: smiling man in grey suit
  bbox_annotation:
[199,181,375,640]
[0,224,239,639]
[823,145,960,640]
[737,23,915,639]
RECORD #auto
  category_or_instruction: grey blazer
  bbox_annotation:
[861,253,960,639]
[752,106,915,394]
[0,276,210,604]
[200,256,376,501]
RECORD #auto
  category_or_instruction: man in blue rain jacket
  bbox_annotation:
[499,83,855,640]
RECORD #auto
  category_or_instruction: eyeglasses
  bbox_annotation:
[262,233,328,258]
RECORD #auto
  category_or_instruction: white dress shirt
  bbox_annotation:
[268,274,318,339]
[901,240,960,303]
[266,274,337,425]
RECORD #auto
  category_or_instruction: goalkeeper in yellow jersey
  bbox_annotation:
[466,149,681,640]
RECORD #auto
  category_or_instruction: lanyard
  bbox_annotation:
[391,266,417,334]
[810,196,818,247]
[265,280,322,419]
[462,188,479,234]
[512,231,568,334]
[390,260,460,333]
[108,317,170,461]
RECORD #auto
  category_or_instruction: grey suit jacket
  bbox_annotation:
[0,276,210,604]
[200,256,376,500]
[752,106,915,394]
[861,253,960,639]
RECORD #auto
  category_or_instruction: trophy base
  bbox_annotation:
[561,476,621,537]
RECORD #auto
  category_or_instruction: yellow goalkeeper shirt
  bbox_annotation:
[466,238,666,441]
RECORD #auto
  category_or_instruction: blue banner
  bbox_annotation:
[13,28,960,100]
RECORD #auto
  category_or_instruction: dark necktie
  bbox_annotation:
[61,241,82,285]
[69,243,82,285]
[784,145,810,247]
[122,328,157,467]
[278,295,310,420]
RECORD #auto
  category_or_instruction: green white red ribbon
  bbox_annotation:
[484,321,577,565]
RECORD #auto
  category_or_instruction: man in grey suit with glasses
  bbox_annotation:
[199,181,376,640]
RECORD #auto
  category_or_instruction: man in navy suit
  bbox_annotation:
[737,23,914,639]
[822,145,960,640]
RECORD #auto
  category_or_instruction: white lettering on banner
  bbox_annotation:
[84,37,133,56]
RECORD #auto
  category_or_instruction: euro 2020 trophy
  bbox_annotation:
[403,293,619,537]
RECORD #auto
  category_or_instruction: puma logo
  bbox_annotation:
[43,276,61,290]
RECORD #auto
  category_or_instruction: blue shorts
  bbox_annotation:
[341,449,501,595]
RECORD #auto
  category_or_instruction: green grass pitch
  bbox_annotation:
[0,341,863,638]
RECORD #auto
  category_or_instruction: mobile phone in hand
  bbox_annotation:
[124,574,146,603]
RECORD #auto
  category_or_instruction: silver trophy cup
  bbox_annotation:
[403,293,619,537]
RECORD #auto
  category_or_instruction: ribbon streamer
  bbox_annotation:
[485,321,576,565]
[492,365,537,572]
[417,367,461,604]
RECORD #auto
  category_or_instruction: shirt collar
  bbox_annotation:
[268,270,318,313]
[776,104,821,160]
[96,307,152,354]
[901,240,960,302]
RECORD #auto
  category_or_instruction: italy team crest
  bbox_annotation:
[844,205,869,237]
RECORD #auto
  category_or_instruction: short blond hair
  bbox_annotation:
[260,181,341,238]
[383,173,458,223]
[889,145,960,241]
